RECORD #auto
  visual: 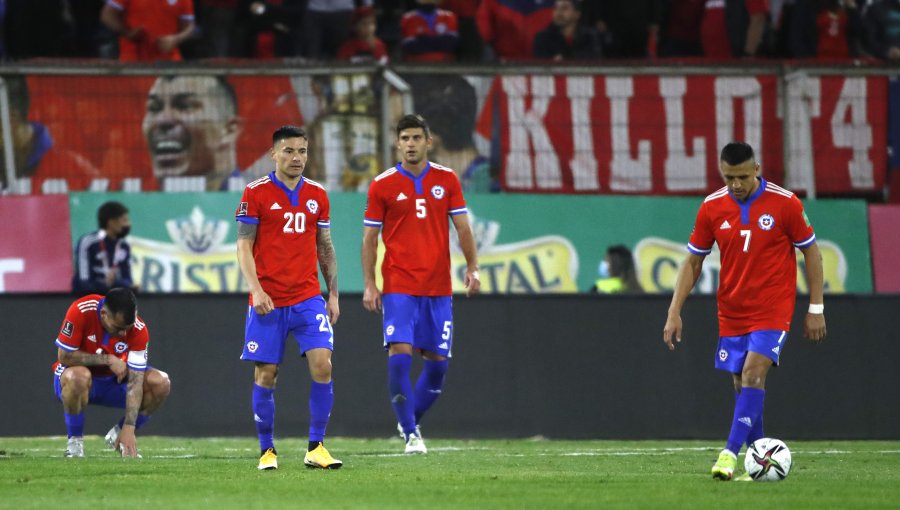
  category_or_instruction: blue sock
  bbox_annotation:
[388,354,416,437]
[309,380,334,443]
[414,359,448,424]
[117,414,150,430]
[252,384,276,452]
[734,390,765,448]
[65,412,84,438]
[726,387,765,455]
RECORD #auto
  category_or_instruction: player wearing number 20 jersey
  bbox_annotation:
[687,178,816,336]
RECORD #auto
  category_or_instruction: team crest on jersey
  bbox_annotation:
[758,214,775,231]
[719,349,728,361]
[306,199,319,214]
[61,321,74,337]
[237,202,248,216]
[386,325,395,336]
[431,185,445,199]
[114,341,128,354]
[247,341,259,353]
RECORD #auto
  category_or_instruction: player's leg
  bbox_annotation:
[412,296,452,426]
[55,366,91,457]
[741,331,786,448]
[382,294,418,445]
[242,305,289,470]
[292,297,341,469]
[711,335,749,479]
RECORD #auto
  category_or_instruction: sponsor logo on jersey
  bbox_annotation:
[396,192,407,201]
[431,185,445,199]
[386,325,395,336]
[62,321,74,337]
[738,416,752,427]
[114,341,128,353]
[247,341,258,353]
[772,346,781,355]
[237,202,248,216]
[719,349,728,361]
[88,334,96,342]
[720,220,731,230]
[270,202,282,210]
[438,341,449,350]
[306,199,319,214]
[758,214,775,231]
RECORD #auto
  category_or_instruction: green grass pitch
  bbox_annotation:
[1,437,898,509]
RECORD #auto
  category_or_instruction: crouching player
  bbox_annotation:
[52,287,170,458]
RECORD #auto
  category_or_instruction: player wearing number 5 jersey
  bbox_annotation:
[235,125,341,471]
[663,142,826,481]
[362,114,481,454]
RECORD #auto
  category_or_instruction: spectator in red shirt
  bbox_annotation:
[790,0,862,59]
[401,0,460,62]
[700,0,769,58]
[100,0,196,62]
[477,0,554,61]
[337,6,389,64]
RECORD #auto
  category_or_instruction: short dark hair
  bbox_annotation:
[272,125,307,145]
[720,142,755,166]
[104,287,137,325]
[606,245,635,276]
[97,201,129,229]
[396,114,431,139]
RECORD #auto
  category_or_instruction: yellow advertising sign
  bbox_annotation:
[634,237,847,294]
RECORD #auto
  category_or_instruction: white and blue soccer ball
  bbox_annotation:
[744,438,792,481]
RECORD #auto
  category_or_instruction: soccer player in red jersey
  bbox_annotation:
[362,114,481,454]
[52,288,171,458]
[664,142,827,480]
[101,0,195,62]
[235,125,341,470]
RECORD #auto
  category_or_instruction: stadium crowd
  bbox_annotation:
[0,0,897,63]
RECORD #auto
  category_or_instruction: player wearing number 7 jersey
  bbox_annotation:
[235,125,341,471]
[663,142,827,481]
[362,114,481,454]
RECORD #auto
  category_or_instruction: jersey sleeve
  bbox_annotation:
[55,302,85,352]
[317,189,331,229]
[126,316,150,372]
[784,195,816,248]
[236,186,259,225]
[447,171,468,216]
[687,202,714,255]
[363,180,385,228]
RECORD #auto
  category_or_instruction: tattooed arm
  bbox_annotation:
[317,227,340,325]
[116,368,144,458]
[58,348,128,382]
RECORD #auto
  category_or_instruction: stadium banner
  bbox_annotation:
[2,72,379,194]
[0,195,72,292]
[69,192,872,294]
[868,205,900,293]
[475,74,888,195]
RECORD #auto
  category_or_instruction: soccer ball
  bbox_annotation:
[744,438,792,481]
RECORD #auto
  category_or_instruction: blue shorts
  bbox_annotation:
[53,368,128,408]
[715,330,788,374]
[241,295,334,364]
[382,294,453,357]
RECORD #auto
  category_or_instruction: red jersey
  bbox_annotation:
[700,0,767,58]
[816,10,849,59]
[401,8,459,62]
[107,0,195,62]
[236,172,330,307]
[476,0,554,60]
[52,294,150,377]
[687,179,816,336]
[364,162,467,296]
[337,37,389,64]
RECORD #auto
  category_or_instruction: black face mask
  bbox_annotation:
[117,226,131,238]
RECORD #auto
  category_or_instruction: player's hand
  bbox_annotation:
[326,294,340,325]
[252,290,275,315]
[663,315,683,351]
[157,34,178,53]
[362,285,382,312]
[116,425,140,458]
[465,268,481,297]
[804,313,826,343]
[109,356,128,383]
